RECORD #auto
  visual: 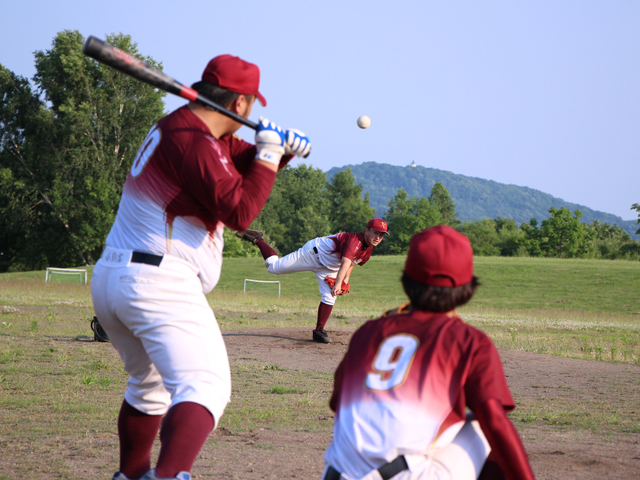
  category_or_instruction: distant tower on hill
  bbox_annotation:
[410,161,417,167]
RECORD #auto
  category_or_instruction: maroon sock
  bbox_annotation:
[155,402,214,477]
[315,302,333,331]
[255,239,277,260]
[118,400,162,479]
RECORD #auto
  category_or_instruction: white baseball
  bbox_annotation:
[357,115,371,129]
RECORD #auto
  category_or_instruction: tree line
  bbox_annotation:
[2,31,639,272]
[459,208,640,260]
[327,162,639,235]
[226,166,640,261]
[1,30,165,272]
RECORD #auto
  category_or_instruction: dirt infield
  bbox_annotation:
[7,325,637,479]
[214,327,640,480]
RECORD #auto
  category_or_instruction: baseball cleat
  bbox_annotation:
[313,328,331,344]
[235,229,264,245]
[112,473,136,480]
[140,469,191,480]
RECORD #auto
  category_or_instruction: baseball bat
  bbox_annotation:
[82,36,258,130]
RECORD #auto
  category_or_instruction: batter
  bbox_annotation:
[91,54,310,480]
[321,226,535,480]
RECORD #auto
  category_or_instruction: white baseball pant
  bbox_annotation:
[264,239,338,306]
[91,247,231,424]
[320,414,490,480]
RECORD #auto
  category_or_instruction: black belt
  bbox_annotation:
[324,456,408,480]
[131,251,163,266]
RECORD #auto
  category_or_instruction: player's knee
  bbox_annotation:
[265,255,280,273]
[320,293,336,306]
[169,373,231,421]
[125,380,172,416]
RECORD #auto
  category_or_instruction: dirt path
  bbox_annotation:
[216,327,640,480]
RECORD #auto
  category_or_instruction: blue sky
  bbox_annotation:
[2,1,638,220]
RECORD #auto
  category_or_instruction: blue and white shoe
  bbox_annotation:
[112,473,134,480]
[141,469,191,480]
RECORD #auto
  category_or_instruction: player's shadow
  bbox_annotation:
[222,333,314,343]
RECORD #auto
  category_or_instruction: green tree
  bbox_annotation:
[325,168,375,233]
[428,182,459,227]
[584,220,640,260]
[520,218,543,257]
[458,220,500,256]
[0,30,165,271]
[458,217,526,257]
[632,203,640,235]
[494,217,527,256]
[0,66,47,271]
[381,188,442,254]
[221,227,262,258]
[538,207,592,258]
[253,164,330,254]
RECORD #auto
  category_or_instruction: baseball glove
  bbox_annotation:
[324,277,350,295]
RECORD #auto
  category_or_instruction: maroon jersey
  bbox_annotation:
[314,232,373,270]
[323,309,514,478]
[106,106,277,292]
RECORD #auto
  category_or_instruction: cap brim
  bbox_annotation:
[374,229,390,236]
[256,92,267,107]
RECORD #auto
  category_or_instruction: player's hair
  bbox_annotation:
[190,81,255,109]
[401,272,479,312]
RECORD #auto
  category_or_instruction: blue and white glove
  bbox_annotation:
[284,129,312,157]
[255,117,286,166]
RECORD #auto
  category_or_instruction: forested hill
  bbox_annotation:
[326,162,638,236]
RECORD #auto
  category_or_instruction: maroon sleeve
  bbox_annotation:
[278,153,295,169]
[464,335,515,411]
[181,136,277,231]
[225,134,257,176]
[356,248,373,266]
[340,234,361,262]
[225,134,293,174]
[329,358,346,412]
[474,399,535,480]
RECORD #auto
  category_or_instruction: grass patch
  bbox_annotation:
[1,255,640,477]
[2,256,640,366]
[222,364,333,434]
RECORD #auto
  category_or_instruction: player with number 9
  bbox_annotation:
[321,225,535,480]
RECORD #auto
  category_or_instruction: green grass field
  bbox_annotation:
[2,253,640,396]
[1,255,640,478]
[3,255,639,364]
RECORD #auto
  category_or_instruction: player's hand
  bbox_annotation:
[284,129,311,158]
[331,284,341,297]
[255,117,285,166]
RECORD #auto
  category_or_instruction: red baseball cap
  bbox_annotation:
[202,54,267,106]
[367,218,390,235]
[404,225,473,287]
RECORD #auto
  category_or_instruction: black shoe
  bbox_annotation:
[235,229,264,245]
[91,316,110,342]
[313,328,331,344]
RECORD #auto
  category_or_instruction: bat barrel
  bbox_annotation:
[83,35,259,131]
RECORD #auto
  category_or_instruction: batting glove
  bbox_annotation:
[255,117,286,166]
[284,129,312,157]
